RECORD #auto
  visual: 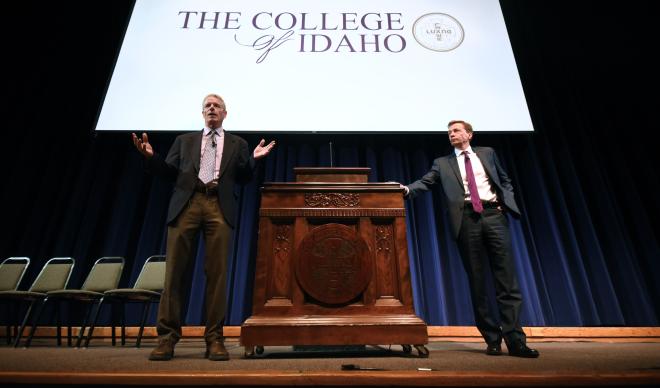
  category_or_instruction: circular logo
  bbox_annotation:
[295,223,372,305]
[412,13,464,52]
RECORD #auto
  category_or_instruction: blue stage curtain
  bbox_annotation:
[1,131,658,327]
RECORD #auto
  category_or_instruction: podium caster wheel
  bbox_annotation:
[414,345,429,358]
[244,346,255,358]
[402,344,412,354]
[255,346,264,355]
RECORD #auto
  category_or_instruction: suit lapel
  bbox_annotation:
[447,153,463,188]
[192,130,203,173]
[218,134,237,180]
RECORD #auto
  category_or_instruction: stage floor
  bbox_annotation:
[2,338,660,387]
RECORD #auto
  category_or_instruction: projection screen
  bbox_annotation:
[94,0,534,133]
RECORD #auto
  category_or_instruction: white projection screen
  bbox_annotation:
[95,0,533,133]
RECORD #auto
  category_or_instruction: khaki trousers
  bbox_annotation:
[157,192,231,343]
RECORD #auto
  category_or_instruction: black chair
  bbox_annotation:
[0,257,30,344]
[0,257,75,347]
[23,256,125,348]
[85,255,166,348]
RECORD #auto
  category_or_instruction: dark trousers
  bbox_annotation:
[157,192,232,344]
[456,206,525,346]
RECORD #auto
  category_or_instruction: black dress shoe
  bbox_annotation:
[149,339,175,361]
[507,340,539,358]
[486,343,502,356]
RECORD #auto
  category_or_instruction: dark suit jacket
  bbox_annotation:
[407,146,520,239]
[146,131,256,228]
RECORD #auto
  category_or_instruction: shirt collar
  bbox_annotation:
[203,127,224,136]
[454,146,474,157]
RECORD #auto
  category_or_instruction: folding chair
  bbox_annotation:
[23,256,124,348]
[0,257,30,343]
[0,257,75,347]
[84,255,166,348]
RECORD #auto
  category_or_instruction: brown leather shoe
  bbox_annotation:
[206,340,230,361]
[149,339,175,361]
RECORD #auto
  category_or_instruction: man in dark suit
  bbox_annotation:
[132,93,275,361]
[402,120,538,358]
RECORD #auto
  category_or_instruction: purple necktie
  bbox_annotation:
[462,151,483,213]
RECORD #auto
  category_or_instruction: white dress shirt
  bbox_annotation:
[455,147,498,203]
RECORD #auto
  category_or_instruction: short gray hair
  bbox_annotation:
[202,94,226,110]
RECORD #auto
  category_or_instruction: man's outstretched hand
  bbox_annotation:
[253,139,276,160]
[132,133,154,158]
[388,181,410,195]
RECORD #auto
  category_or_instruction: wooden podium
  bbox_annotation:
[240,168,428,357]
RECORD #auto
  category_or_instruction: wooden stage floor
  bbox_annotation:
[1,327,660,387]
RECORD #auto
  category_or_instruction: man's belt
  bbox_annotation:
[465,201,501,209]
[195,182,218,195]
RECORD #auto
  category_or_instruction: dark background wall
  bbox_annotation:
[1,1,658,327]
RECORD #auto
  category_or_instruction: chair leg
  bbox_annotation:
[55,300,62,347]
[13,302,32,348]
[82,299,105,348]
[23,299,48,348]
[75,301,94,348]
[5,303,12,345]
[121,302,126,346]
[110,302,116,346]
[12,300,30,348]
[136,302,151,348]
[13,301,35,347]
[13,303,21,345]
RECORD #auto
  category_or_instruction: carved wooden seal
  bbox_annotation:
[295,223,372,305]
